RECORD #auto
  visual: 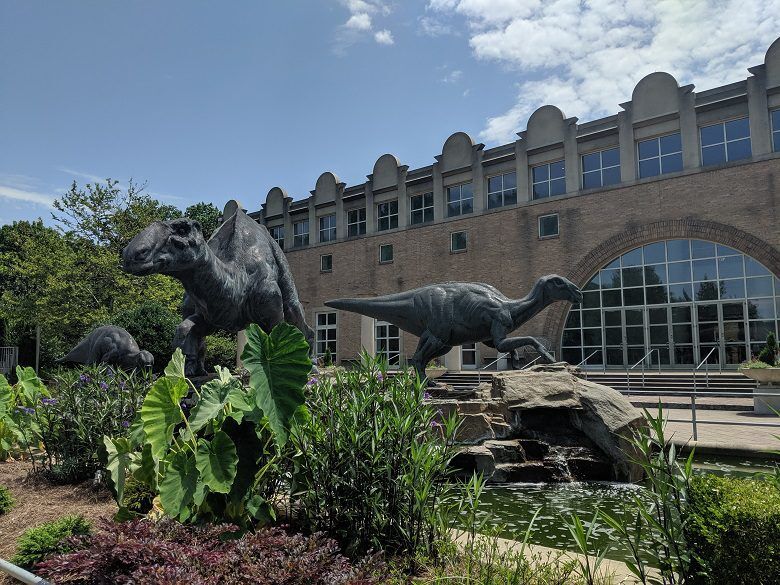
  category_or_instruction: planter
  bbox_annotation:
[739,367,780,415]
[426,367,447,380]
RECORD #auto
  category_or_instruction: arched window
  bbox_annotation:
[561,239,779,368]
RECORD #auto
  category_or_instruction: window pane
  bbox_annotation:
[622,248,643,267]
[639,158,660,178]
[646,286,668,304]
[532,182,549,199]
[532,165,548,182]
[700,124,724,146]
[725,117,750,141]
[550,160,565,179]
[668,261,691,283]
[503,172,516,189]
[583,170,601,189]
[666,239,690,261]
[661,152,683,173]
[747,276,774,297]
[488,176,502,193]
[747,298,775,320]
[643,242,666,264]
[745,257,771,277]
[691,240,716,258]
[488,193,502,209]
[623,267,643,287]
[504,189,517,205]
[702,144,726,166]
[623,287,644,305]
[582,152,600,172]
[549,178,565,196]
[694,281,718,301]
[601,268,621,288]
[602,165,621,186]
[601,147,620,167]
[602,289,622,306]
[717,255,743,279]
[460,183,473,198]
[719,279,745,299]
[539,215,559,237]
[669,283,693,303]
[411,210,423,225]
[660,132,681,154]
[638,138,659,160]
[727,138,751,161]
[645,264,667,284]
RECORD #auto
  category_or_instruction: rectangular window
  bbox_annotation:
[376,320,401,366]
[409,192,434,225]
[771,110,780,152]
[268,225,284,249]
[637,132,683,178]
[318,214,336,242]
[700,117,751,166]
[377,200,398,231]
[293,219,309,247]
[487,172,517,208]
[315,312,337,360]
[450,231,467,252]
[532,160,566,199]
[347,208,366,237]
[446,183,473,217]
[581,147,620,189]
[379,243,394,264]
[320,254,332,273]
[538,213,559,238]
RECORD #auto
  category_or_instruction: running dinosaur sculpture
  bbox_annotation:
[325,275,582,382]
[62,325,154,370]
[122,203,314,377]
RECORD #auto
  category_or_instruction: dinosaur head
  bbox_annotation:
[122,218,206,276]
[136,350,154,369]
[540,275,583,305]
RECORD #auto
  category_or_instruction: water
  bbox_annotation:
[477,456,777,563]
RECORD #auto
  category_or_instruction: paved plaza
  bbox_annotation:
[662,408,780,455]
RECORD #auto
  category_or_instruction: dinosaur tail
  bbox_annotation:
[324,297,413,327]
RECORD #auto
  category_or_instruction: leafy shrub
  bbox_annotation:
[12,514,91,569]
[123,476,155,515]
[204,332,237,371]
[291,353,460,558]
[36,518,387,584]
[18,365,150,482]
[687,474,780,584]
[109,301,180,371]
[104,323,311,527]
[0,483,14,515]
[757,332,779,366]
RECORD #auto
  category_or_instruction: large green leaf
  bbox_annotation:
[187,376,244,434]
[241,323,310,448]
[131,443,158,489]
[159,450,198,520]
[140,376,188,458]
[0,375,12,416]
[223,417,263,505]
[103,436,134,505]
[164,348,186,379]
[14,366,48,403]
[195,430,237,494]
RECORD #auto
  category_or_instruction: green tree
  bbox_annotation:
[184,202,221,240]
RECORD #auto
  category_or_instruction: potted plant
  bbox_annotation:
[425,359,447,380]
[739,333,780,414]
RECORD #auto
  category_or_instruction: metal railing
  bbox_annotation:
[477,349,556,383]
[0,347,18,375]
[693,346,720,392]
[621,388,780,442]
[625,348,661,393]
[575,350,604,380]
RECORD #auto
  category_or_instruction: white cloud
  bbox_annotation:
[429,0,780,143]
[345,13,372,30]
[57,167,107,184]
[418,15,456,37]
[374,29,394,45]
[441,69,463,83]
[0,184,55,207]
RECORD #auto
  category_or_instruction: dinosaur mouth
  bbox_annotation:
[123,259,159,276]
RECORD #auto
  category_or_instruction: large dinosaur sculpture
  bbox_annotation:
[325,275,582,382]
[62,325,154,370]
[122,205,314,377]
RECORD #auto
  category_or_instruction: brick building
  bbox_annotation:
[245,38,780,372]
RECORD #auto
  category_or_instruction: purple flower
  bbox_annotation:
[41,397,58,406]
[119,381,126,390]
[430,420,441,428]
[121,420,131,428]
[79,374,91,384]
[376,372,384,382]
[99,381,109,391]
[423,392,431,400]
[16,406,35,415]
[307,377,319,387]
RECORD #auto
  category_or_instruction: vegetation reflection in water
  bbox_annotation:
[476,456,776,564]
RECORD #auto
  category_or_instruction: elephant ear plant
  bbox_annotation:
[103,322,311,526]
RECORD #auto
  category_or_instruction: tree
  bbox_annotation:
[184,202,221,240]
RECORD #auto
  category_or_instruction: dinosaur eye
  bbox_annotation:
[170,237,187,249]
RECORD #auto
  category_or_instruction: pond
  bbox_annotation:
[477,456,777,563]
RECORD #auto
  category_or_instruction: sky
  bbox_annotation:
[1,0,779,226]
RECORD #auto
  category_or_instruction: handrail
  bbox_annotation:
[575,349,603,380]
[691,346,719,439]
[625,348,661,392]
[520,355,542,370]
[478,352,508,384]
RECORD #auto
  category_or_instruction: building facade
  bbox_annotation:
[246,38,780,371]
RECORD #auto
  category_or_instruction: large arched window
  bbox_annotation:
[561,239,780,368]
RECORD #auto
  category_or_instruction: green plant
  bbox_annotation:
[686,474,780,585]
[122,476,155,515]
[204,332,238,371]
[109,301,180,371]
[741,358,772,369]
[103,322,311,527]
[0,483,14,515]
[12,514,91,569]
[757,332,779,366]
[0,365,50,462]
[290,352,460,558]
[563,511,610,585]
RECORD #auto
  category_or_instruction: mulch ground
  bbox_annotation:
[0,460,117,564]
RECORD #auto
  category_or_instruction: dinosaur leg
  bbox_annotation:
[411,331,450,384]
[494,335,556,363]
[174,314,211,377]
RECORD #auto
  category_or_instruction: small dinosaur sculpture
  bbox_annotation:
[325,275,582,382]
[62,325,154,370]
[122,205,314,377]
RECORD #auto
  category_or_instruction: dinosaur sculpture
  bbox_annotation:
[325,275,582,382]
[62,325,154,370]
[122,204,314,377]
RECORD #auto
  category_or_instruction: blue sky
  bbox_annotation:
[2,1,778,226]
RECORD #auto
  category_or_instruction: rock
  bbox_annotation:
[455,413,496,444]
[451,445,495,477]
[484,439,526,464]
[490,368,646,481]
[492,462,561,483]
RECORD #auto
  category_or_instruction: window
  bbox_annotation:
[293,219,309,247]
[376,321,401,366]
[379,244,394,264]
[377,200,398,231]
[771,110,780,152]
[637,132,682,178]
[319,214,336,242]
[268,225,284,249]
[450,231,467,252]
[320,254,332,272]
[347,208,366,237]
[700,117,751,166]
[487,172,517,208]
[315,312,337,360]
[532,160,565,199]
[410,192,434,225]
[538,214,559,238]
[582,147,620,189]
[446,183,473,217]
